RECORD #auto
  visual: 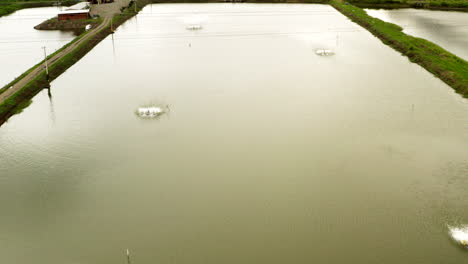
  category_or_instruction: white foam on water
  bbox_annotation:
[315,49,335,56]
[136,106,167,119]
[448,225,468,246]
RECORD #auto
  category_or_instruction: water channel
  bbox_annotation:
[0,4,467,264]
[366,8,468,60]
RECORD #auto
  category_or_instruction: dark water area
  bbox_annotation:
[0,4,467,264]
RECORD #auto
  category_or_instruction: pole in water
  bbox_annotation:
[126,248,131,264]
[42,46,49,80]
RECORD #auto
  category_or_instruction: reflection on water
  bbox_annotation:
[366,8,468,59]
[111,34,116,58]
[47,87,56,123]
[0,7,75,86]
[0,4,468,264]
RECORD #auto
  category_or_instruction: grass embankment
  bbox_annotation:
[346,0,468,11]
[151,0,328,2]
[35,17,101,35]
[0,0,80,17]
[0,0,151,125]
[151,0,467,8]
[331,0,468,98]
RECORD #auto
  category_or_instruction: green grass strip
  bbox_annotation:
[346,0,468,10]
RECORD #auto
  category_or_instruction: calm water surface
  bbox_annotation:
[0,7,75,85]
[366,8,468,59]
[1,4,468,264]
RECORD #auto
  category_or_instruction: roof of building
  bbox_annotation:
[66,2,90,11]
[58,9,90,15]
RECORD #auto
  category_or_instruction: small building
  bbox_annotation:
[58,2,90,21]
[58,10,90,21]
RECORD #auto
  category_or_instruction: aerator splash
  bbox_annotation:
[315,49,335,56]
[186,25,202,30]
[135,104,169,119]
[448,225,468,249]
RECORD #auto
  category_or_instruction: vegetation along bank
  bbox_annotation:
[346,0,468,11]
[1,0,465,18]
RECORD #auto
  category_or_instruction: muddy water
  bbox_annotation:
[0,7,75,86]
[366,8,468,60]
[1,4,468,264]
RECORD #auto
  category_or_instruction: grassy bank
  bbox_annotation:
[150,0,466,9]
[151,0,328,2]
[0,0,150,125]
[347,0,468,10]
[0,0,80,17]
[35,17,101,35]
[1,0,465,18]
[331,0,468,98]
